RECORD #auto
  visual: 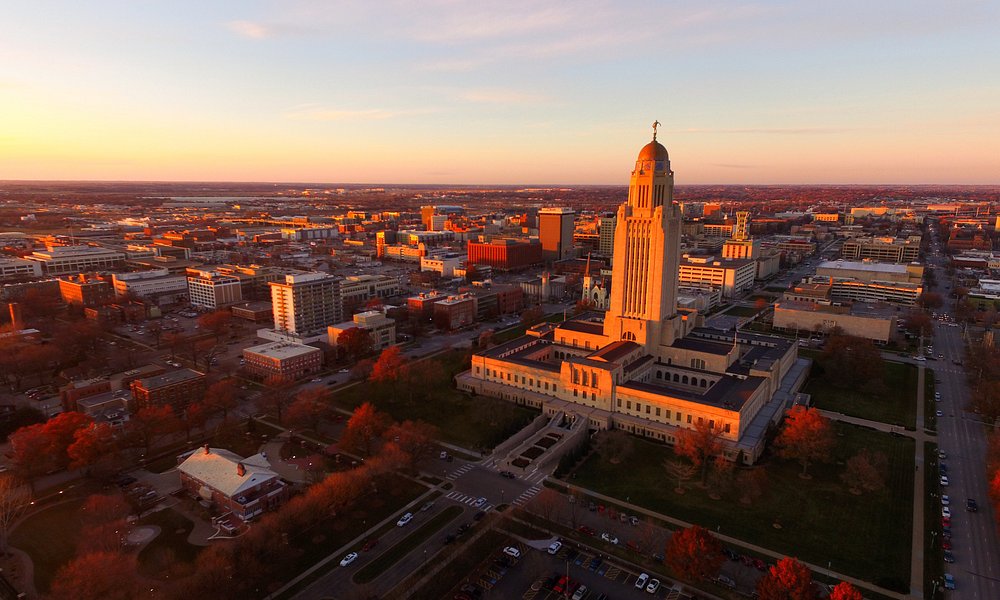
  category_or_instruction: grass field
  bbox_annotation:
[924,441,945,600]
[353,505,462,584]
[569,423,915,591]
[924,369,937,432]
[808,361,918,429]
[334,349,537,451]
[9,499,86,592]
[137,509,201,580]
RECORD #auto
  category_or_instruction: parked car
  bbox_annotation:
[547,541,563,555]
[571,585,588,600]
[940,475,950,486]
[944,574,956,590]
[942,507,951,518]
[943,551,955,563]
[578,525,596,536]
[967,498,979,512]
[502,546,521,559]
[473,497,487,508]
[396,512,413,526]
[600,532,619,545]
[646,579,661,593]
[339,552,358,567]
[635,573,649,589]
[499,471,515,479]
[941,495,950,506]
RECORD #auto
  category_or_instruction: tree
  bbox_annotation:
[970,381,1000,424]
[8,423,52,486]
[48,551,142,600]
[706,455,737,500]
[259,375,294,424]
[0,475,30,553]
[840,448,888,494]
[664,460,697,494]
[664,525,724,582]
[820,334,885,391]
[203,378,240,422]
[902,310,933,336]
[350,358,374,381]
[370,346,412,402]
[477,329,495,349]
[184,401,211,439]
[755,557,819,600]
[129,405,180,453]
[340,402,390,457]
[198,309,233,340]
[775,405,836,478]
[146,320,164,348]
[828,582,864,600]
[337,327,373,362]
[596,429,634,464]
[286,387,333,432]
[78,493,131,553]
[736,468,768,505]
[67,422,119,473]
[42,411,94,468]
[520,306,545,328]
[531,487,562,522]
[918,292,944,310]
[674,421,723,484]
[382,420,439,470]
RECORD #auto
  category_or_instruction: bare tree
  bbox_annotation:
[531,487,562,522]
[0,475,31,553]
[664,460,697,494]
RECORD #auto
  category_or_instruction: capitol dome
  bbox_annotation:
[637,139,668,162]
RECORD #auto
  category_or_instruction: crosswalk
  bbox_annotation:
[512,484,541,507]
[446,464,474,481]
[445,490,494,511]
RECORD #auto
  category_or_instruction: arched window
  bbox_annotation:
[682,375,689,385]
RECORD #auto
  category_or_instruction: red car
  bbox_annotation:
[361,538,379,551]
[577,525,596,536]
[753,558,768,572]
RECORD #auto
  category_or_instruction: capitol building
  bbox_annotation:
[457,133,810,463]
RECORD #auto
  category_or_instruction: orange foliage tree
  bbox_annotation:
[48,551,142,600]
[340,402,390,457]
[775,405,835,478]
[756,557,819,600]
[369,346,412,402]
[673,420,723,484]
[828,582,863,600]
[664,525,723,582]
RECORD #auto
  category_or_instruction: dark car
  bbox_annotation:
[473,510,486,521]
[723,548,740,561]
[943,551,955,563]
[443,534,456,545]
[967,498,979,512]
[499,471,515,479]
[577,525,596,536]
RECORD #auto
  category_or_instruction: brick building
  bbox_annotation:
[130,368,206,412]
[467,238,542,272]
[177,446,289,522]
[242,341,323,381]
[58,274,115,307]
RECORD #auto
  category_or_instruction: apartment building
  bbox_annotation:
[187,270,243,309]
[269,272,342,336]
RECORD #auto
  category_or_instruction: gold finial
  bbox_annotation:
[652,120,661,141]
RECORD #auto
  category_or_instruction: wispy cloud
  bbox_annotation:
[282,105,434,121]
[226,20,271,39]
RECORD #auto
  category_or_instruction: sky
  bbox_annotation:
[1,1,999,185]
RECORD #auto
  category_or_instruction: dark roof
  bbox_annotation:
[135,368,205,390]
[557,320,604,335]
[621,373,766,411]
[589,340,640,363]
[672,337,733,356]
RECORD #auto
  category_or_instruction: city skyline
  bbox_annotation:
[2,1,999,185]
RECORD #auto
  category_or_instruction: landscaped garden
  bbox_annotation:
[137,508,201,580]
[567,423,915,591]
[808,360,918,429]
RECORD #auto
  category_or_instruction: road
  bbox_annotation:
[929,316,1000,600]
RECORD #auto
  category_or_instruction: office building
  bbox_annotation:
[130,368,206,412]
[269,273,342,336]
[773,301,898,344]
[467,238,543,272]
[328,310,397,351]
[112,268,189,303]
[841,236,921,263]
[58,274,115,307]
[539,207,576,262]
[26,245,126,276]
[242,341,323,381]
[0,257,43,281]
[598,213,617,258]
[187,270,243,309]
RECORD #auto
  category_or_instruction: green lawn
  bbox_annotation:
[137,509,201,580]
[808,361,918,429]
[9,499,86,592]
[334,350,537,452]
[568,423,915,592]
[924,441,944,600]
[924,369,937,433]
[725,305,762,317]
[354,505,462,583]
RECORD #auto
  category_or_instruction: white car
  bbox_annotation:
[396,512,413,527]
[941,476,950,486]
[600,532,619,545]
[502,546,521,559]
[646,579,661,593]
[339,552,358,567]
[942,506,951,518]
[571,584,588,600]
[635,573,650,589]
[473,497,487,508]
[547,541,563,555]
[942,494,950,506]
[936,410,944,417]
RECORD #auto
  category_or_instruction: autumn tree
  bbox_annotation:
[775,405,836,478]
[970,381,1000,424]
[337,327,373,362]
[203,378,240,421]
[67,422,120,475]
[531,487,562,522]
[840,448,888,494]
[664,460,697,494]
[828,582,864,600]
[755,557,819,600]
[706,455,736,500]
[382,420,439,470]
[665,525,724,582]
[286,386,333,432]
[477,329,495,349]
[674,420,723,484]
[350,358,375,381]
[48,551,142,600]
[43,411,94,468]
[596,429,634,464]
[369,346,412,402]
[78,493,131,553]
[819,334,885,391]
[8,423,52,486]
[918,292,944,310]
[340,402,390,457]
[902,310,933,336]
[0,475,30,553]
[184,401,211,439]
[128,405,180,453]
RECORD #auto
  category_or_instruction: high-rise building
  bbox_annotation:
[721,211,759,260]
[598,212,616,258]
[187,270,243,309]
[269,273,342,336]
[459,130,805,465]
[539,207,576,262]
